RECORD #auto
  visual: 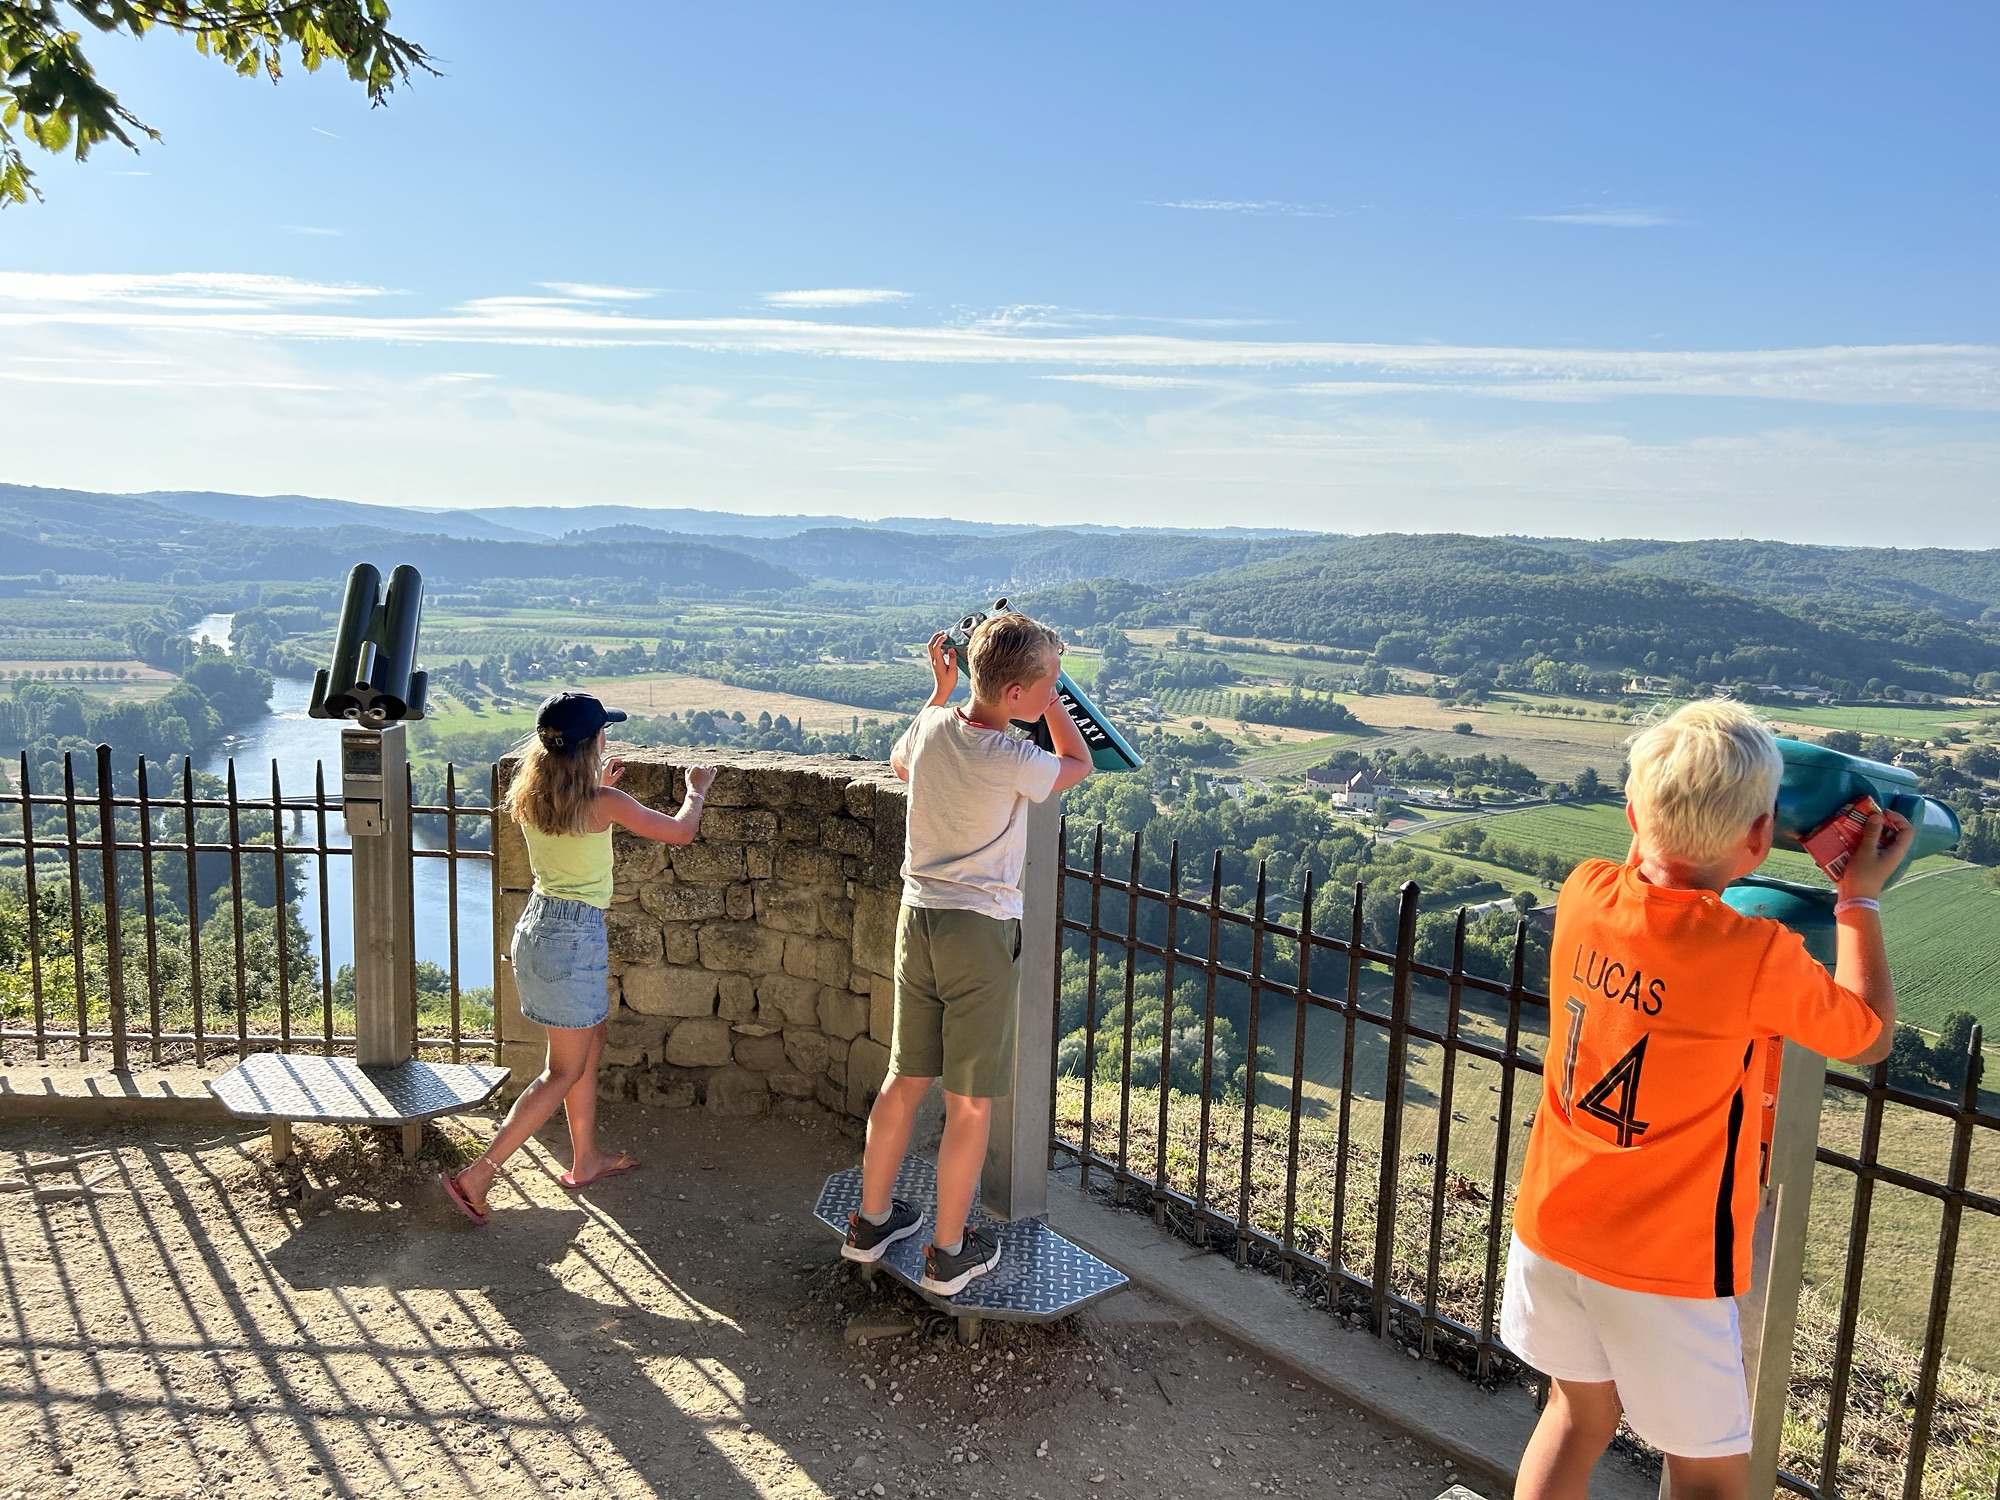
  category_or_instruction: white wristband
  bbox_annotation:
[1834,896,1880,916]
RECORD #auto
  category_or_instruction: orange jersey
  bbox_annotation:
[1515,859,1881,1299]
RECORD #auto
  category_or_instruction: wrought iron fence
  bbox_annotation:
[1052,820,1998,1500]
[0,744,498,1067]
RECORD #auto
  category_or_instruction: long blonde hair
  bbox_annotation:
[507,730,604,837]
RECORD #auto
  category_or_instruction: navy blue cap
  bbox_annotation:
[536,691,626,755]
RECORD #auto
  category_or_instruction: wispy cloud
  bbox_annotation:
[762,288,911,308]
[3,272,1997,410]
[309,126,342,140]
[541,282,656,301]
[280,225,341,237]
[1042,373,1210,388]
[1151,199,1344,218]
[1525,207,1679,228]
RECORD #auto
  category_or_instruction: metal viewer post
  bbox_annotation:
[342,724,415,1068]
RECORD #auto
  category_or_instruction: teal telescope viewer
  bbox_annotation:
[308,562,429,729]
[948,598,1144,773]
[1723,738,1961,965]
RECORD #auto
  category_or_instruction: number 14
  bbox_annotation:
[1560,998,1651,1148]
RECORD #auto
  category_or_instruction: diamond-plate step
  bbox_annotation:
[209,1054,509,1127]
[815,1158,1127,1339]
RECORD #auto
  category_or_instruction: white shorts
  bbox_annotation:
[1500,1235,1751,1459]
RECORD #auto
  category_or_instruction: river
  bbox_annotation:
[192,616,495,989]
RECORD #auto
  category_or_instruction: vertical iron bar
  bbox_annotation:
[271,760,291,1052]
[1079,825,1104,1188]
[1193,851,1223,1241]
[488,763,500,1055]
[137,760,161,1065]
[94,745,127,1072]
[1115,834,1141,1204]
[1153,839,1181,1225]
[20,755,46,1059]
[1234,860,1270,1266]
[315,761,333,1054]
[62,754,88,1061]
[182,759,205,1066]
[1898,1025,1981,1500]
[445,763,462,1063]
[407,762,420,1046]
[1330,883,1365,1302]
[1369,882,1420,1335]
[1818,1055,1892,1496]
[1050,814,1068,1165]
[1478,923,1530,1377]
[1280,871,1316,1286]
[1422,908,1469,1356]
[226,760,247,1051]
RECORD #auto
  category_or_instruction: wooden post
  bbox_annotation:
[345,725,414,1068]
[981,793,1062,1221]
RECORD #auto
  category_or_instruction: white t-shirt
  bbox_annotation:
[896,705,1062,920]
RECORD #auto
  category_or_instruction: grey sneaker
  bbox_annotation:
[842,1199,924,1263]
[920,1227,1001,1296]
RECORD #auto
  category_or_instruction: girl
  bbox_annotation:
[442,691,715,1222]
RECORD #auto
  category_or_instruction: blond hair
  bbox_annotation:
[967,611,1062,700]
[506,731,603,837]
[1624,699,1782,867]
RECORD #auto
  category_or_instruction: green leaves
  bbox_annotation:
[0,1,432,204]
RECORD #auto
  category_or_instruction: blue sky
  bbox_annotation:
[4,1,1998,542]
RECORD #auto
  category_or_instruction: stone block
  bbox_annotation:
[701,806,779,843]
[846,1036,891,1115]
[733,1031,789,1074]
[731,1021,780,1036]
[844,780,877,819]
[638,1067,700,1110]
[725,883,754,921]
[795,774,848,811]
[705,1065,770,1117]
[745,845,774,880]
[605,908,664,965]
[702,766,753,807]
[768,1071,816,1099]
[660,922,698,965]
[783,1028,831,1077]
[699,921,788,974]
[611,834,669,883]
[670,842,748,885]
[784,935,850,988]
[756,973,823,1028]
[820,896,854,939]
[869,977,894,1044]
[816,1076,847,1114]
[497,822,532,893]
[717,973,757,1021]
[778,807,824,844]
[852,886,900,976]
[603,1006,670,1066]
[640,883,727,923]
[775,844,846,884]
[745,769,798,808]
[754,886,822,936]
[820,985,871,1041]
[599,1068,637,1104]
[614,760,674,806]
[873,795,907,865]
[821,816,874,856]
[664,1015,734,1068]
[622,965,718,1018]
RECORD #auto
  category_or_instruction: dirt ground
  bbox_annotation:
[0,1099,1472,1500]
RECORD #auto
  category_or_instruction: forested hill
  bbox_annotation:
[1168,534,2000,691]
[1517,537,2000,621]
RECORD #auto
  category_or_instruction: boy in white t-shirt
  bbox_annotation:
[841,611,1094,1294]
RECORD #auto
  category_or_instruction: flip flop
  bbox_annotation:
[560,1152,642,1190]
[439,1170,490,1225]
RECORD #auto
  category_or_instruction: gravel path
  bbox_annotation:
[1,1100,1468,1499]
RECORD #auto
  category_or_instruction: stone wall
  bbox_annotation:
[494,749,906,1120]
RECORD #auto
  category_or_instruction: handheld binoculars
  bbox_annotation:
[1724,738,1961,964]
[308,563,429,730]
[948,598,1144,773]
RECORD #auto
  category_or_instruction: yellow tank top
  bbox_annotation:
[521,822,614,909]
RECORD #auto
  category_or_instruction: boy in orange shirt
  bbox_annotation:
[1505,700,1906,1500]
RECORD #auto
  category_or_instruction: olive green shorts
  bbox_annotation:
[887,905,1022,1099]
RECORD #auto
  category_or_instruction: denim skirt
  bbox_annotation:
[510,893,611,1030]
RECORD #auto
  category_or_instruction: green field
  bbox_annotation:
[1881,867,2000,1033]
[1761,703,1988,737]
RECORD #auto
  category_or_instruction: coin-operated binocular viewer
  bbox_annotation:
[946,597,1145,773]
[210,563,506,1159]
[1709,738,1959,1500]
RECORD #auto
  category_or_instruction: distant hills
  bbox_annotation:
[4,481,1997,692]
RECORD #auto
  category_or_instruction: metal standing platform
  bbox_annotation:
[815,1157,1127,1343]
[210,1053,510,1161]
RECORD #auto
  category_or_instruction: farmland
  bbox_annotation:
[1880,866,2000,1032]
